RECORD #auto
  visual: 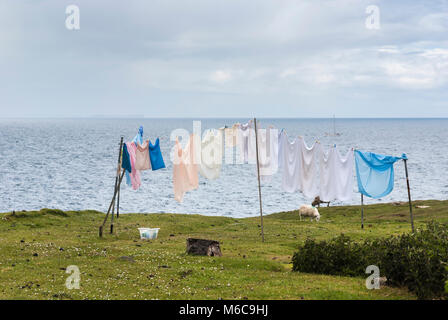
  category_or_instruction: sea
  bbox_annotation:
[0,118,447,217]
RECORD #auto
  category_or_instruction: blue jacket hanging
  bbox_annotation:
[149,138,166,171]
[132,127,144,145]
[121,143,132,173]
[354,150,406,199]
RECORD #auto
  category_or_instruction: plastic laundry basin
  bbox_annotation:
[138,227,160,240]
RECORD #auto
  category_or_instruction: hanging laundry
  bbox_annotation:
[149,138,166,171]
[354,150,405,199]
[278,129,285,168]
[125,128,144,186]
[237,122,251,164]
[279,131,301,193]
[298,136,321,199]
[223,123,240,148]
[257,126,279,182]
[135,140,151,171]
[319,146,354,202]
[220,124,236,165]
[199,129,223,180]
[121,143,132,174]
[125,142,141,190]
[132,126,144,145]
[173,134,199,202]
[237,120,257,164]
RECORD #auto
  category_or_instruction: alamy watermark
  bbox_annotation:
[65,265,81,289]
[365,5,380,30]
[169,121,278,175]
[365,265,380,290]
[65,5,80,30]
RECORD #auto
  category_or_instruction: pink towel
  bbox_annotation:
[173,134,199,202]
[135,140,151,171]
[126,142,141,190]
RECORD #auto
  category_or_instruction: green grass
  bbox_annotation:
[1,200,447,300]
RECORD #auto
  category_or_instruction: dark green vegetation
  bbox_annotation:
[0,200,447,300]
[292,222,448,299]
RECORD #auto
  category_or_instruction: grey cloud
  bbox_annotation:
[0,0,447,117]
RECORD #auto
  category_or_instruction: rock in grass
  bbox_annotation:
[118,256,135,263]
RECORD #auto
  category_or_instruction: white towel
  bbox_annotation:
[298,137,321,199]
[257,127,279,182]
[237,121,257,164]
[279,131,301,192]
[320,147,354,202]
[199,129,223,180]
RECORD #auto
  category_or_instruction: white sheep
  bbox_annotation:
[298,204,320,222]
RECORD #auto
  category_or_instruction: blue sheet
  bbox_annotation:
[149,138,166,171]
[354,150,406,199]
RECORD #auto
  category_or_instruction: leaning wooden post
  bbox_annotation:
[110,137,123,234]
[99,137,123,237]
[403,158,415,233]
[253,117,264,242]
[361,193,364,229]
[117,174,121,219]
[99,169,125,237]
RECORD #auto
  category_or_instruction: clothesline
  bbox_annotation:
[119,121,407,204]
[100,121,415,238]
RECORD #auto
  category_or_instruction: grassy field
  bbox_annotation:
[0,200,447,300]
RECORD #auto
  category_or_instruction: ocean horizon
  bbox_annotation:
[1,117,447,217]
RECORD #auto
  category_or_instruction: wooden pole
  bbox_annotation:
[99,170,125,237]
[110,137,123,234]
[110,203,115,234]
[253,117,264,242]
[403,159,415,232]
[117,175,121,219]
[361,193,364,229]
[99,137,124,237]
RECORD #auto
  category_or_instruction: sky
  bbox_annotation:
[0,0,447,118]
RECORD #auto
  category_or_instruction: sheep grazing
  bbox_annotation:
[299,204,320,222]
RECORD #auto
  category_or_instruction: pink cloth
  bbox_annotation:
[126,142,141,190]
[135,140,151,171]
[173,134,199,202]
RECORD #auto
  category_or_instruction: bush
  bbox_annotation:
[292,222,448,299]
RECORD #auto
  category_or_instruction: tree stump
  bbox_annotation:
[311,196,330,208]
[186,238,222,257]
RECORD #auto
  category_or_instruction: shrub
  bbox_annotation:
[292,222,448,300]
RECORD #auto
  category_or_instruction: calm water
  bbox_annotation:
[0,118,447,217]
